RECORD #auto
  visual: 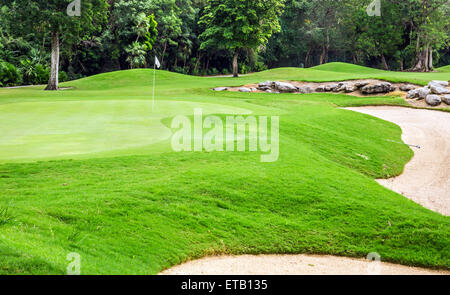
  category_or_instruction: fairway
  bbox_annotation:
[0,64,449,274]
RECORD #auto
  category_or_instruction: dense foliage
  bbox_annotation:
[0,0,449,87]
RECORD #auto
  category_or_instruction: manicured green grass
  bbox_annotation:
[0,63,449,274]
[437,65,450,72]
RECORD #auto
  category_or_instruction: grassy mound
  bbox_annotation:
[311,62,385,74]
[0,64,449,274]
[437,65,450,73]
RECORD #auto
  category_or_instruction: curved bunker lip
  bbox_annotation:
[160,254,449,275]
[345,106,450,216]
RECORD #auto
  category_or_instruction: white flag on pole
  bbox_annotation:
[155,56,161,69]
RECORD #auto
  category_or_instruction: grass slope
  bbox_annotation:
[437,65,450,72]
[0,63,449,274]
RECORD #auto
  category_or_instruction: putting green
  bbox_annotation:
[0,99,252,162]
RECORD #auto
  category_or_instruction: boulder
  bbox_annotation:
[442,95,450,105]
[257,81,274,91]
[325,84,339,91]
[354,81,370,88]
[406,89,418,99]
[334,83,347,92]
[344,84,358,93]
[361,82,393,94]
[425,95,442,106]
[298,86,314,94]
[238,87,252,93]
[399,84,416,92]
[416,87,431,100]
[258,81,274,88]
[430,84,450,95]
[428,80,449,87]
[274,81,298,93]
[258,86,271,91]
[213,87,228,91]
[315,85,326,92]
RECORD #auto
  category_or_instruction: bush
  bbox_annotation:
[0,61,22,87]
[207,67,220,76]
[240,64,249,74]
[59,71,68,83]
[20,59,50,85]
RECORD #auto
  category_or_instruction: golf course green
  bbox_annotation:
[0,63,449,274]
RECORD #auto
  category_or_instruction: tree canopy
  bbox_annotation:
[0,0,449,87]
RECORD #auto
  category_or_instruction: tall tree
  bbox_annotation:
[1,0,108,90]
[408,0,450,71]
[199,0,285,77]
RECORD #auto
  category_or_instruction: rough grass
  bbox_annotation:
[0,63,449,274]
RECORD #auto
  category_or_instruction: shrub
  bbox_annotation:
[240,64,249,74]
[59,71,68,83]
[0,61,22,86]
[20,59,50,85]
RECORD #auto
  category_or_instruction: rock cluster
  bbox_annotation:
[406,80,450,106]
[254,81,399,95]
[213,79,450,107]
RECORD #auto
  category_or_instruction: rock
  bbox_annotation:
[390,86,397,92]
[250,87,258,92]
[428,80,449,87]
[344,85,358,93]
[400,84,416,92]
[425,95,442,106]
[315,85,326,92]
[258,81,273,88]
[257,81,273,91]
[238,87,252,92]
[430,84,450,95]
[274,81,298,93]
[442,95,450,105]
[298,86,314,94]
[361,82,393,94]
[406,89,418,99]
[334,83,347,92]
[354,81,369,88]
[325,84,339,91]
[213,87,228,91]
[416,87,431,100]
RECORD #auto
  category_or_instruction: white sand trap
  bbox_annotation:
[160,254,448,275]
[346,106,450,216]
[161,106,450,276]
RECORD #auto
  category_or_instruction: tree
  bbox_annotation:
[1,0,108,90]
[199,0,285,77]
[408,0,450,71]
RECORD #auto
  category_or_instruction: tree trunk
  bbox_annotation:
[428,47,433,71]
[381,54,389,71]
[193,53,201,73]
[412,48,426,72]
[232,49,239,77]
[305,47,311,67]
[45,32,60,91]
[319,44,328,65]
[161,40,167,69]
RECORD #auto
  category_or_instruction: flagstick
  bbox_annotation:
[152,62,156,112]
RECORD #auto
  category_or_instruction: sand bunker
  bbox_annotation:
[160,254,448,275]
[346,106,450,216]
